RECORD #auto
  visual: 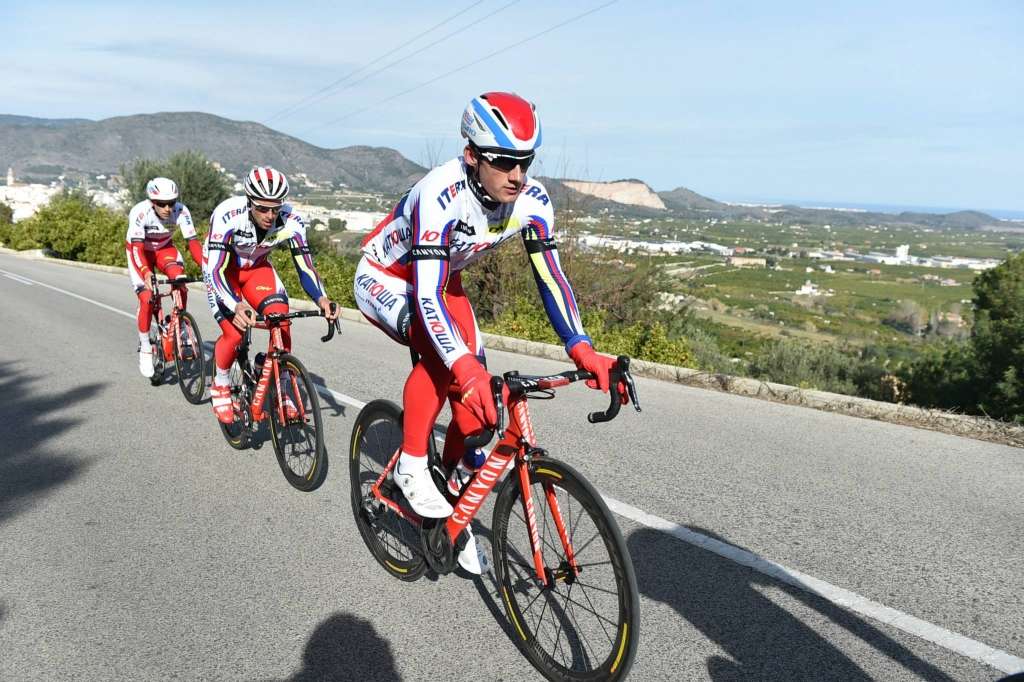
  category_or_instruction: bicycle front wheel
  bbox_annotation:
[492,459,639,682]
[267,353,327,492]
[218,360,251,450]
[174,311,207,404]
[148,328,165,387]
[349,399,426,581]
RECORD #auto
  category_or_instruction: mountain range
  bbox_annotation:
[0,112,424,194]
[0,111,1005,230]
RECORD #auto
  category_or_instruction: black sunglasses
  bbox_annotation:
[152,199,176,208]
[251,203,282,214]
[480,151,534,173]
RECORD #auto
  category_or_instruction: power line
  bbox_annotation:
[267,0,520,124]
[304,0,619,137]
[266,1,486,123]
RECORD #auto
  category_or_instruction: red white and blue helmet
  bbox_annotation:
[460,92,541,157]
[146,177,178,201]
[244,166,289,202]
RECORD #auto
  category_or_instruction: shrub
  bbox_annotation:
[270,249,358,308]
[16,191,124,265]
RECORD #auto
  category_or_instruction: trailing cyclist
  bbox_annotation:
[127,177,203,378]
[203,166,338,424]
[354,92,623,574]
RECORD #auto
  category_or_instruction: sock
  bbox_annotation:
[139,332,151,351]
[214,367,231,387]
[398,451,427,475]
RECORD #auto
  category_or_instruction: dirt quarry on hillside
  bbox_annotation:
[562,180,666,210]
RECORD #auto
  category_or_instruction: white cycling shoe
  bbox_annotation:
[138,348,155,378]
[457,526,491,575]
[392,457,453,518]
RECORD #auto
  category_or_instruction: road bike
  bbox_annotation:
[219,308,340,492]
[350,356,642,681]
[147,276,206,404]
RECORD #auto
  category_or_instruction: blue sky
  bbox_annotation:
[2,1,1021,212]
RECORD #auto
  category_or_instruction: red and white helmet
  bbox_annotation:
[243,166,289,201]
[146,177,178,201]
[460,92,542,157]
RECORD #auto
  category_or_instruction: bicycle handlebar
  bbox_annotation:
[154,276,203,286]
[252,307,341,343]
[463,376,505,449]
[462,356,641,449]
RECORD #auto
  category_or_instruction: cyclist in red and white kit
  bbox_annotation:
[126,177,203,378]
[355,92,623,574]
[204,167,338,424]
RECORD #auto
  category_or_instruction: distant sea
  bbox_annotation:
[721,197,1024,222]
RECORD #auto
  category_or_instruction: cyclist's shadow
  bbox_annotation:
[626,527,958,681]
[284,611,400,682]
[309,372,348,418]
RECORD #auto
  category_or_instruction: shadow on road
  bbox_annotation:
[627,526,958,681]
[0,360,99,525]
[309,372,349,418]
[284,612,400,681]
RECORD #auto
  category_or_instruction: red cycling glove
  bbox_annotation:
[569,343,628,403]
[451,355,497,427]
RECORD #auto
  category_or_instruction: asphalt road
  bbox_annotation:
[1,251,1021,681]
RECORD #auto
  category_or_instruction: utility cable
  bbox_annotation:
[304,0,619,136]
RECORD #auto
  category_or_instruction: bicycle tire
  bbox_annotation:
[492,458,640,682]
[267,353,327,492]
[349,399,427,581]
[218,360,251,450]
[173,311,207,404]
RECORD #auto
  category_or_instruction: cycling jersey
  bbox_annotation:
[360,157,589,368]
[126,199,198,250]
[126,199,202,281]
[204,195,325,309]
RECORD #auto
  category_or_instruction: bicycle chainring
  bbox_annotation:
[421,520,455,575]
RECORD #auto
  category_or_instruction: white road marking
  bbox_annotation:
[9,258,1024,675]
[2,271,35,285]
[603,498,1024,674]
[0,268,134,319]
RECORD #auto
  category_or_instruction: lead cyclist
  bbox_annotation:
[354,92,627,574]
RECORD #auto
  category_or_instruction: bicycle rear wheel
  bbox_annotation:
[218,361,251,450]
[492,459,639,682]
[349,399,426,581]
[267,353,327,492]
[174,311,207,404]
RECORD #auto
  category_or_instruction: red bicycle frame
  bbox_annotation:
[150,281,188,360]
[246,321,304,426]
[368,373,585,588]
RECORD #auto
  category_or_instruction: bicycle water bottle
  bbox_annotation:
[447,447,486,497]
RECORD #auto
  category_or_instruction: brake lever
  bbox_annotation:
[624,370,641,412]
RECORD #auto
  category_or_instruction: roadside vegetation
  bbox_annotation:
[2,153,1022,422]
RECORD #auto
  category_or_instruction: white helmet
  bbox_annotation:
[460,92,542,156]
[146,177,178,201]
[244,166,289,201]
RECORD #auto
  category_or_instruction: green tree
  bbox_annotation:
[970,252,1024,419]
[0,201,12,225]
[122,150,230,223]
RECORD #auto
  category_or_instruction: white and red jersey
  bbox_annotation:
[204,195,325,308]
[126,199,197,250]
[361,157,589,368]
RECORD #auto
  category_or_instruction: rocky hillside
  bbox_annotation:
[562,179,666,210]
